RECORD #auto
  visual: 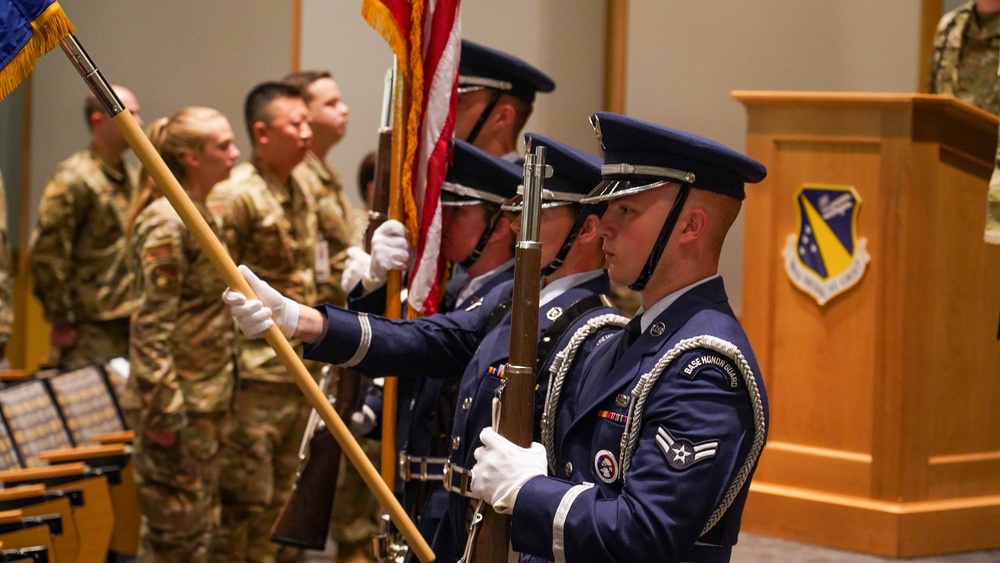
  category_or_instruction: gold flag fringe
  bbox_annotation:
[0,1,75,101]
[361,0,409,74]
[401,0,425,257]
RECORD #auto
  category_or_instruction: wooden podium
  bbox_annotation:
[732,92,1000,558]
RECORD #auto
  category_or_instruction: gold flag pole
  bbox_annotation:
[57,34,434,563]
[380,55,408,487]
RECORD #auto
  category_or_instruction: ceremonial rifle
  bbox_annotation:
[461,147,549,563]
[270,66,396,550]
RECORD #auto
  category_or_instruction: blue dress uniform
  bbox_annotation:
[436,271,618,561]
[495,113,770,563]
[512,277,766,562]
[348,140,522,545]
[305,133,621,561]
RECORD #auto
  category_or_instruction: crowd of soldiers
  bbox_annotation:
[0,8,995,560]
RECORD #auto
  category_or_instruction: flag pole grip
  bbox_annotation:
[57,35,435,563]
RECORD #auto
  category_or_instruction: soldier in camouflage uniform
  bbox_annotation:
[207,82,319,563]
[0,170,11,366]
[29,85,142,369]
[283,70,380,563]
[283,71,358,308]
[124,107,241,563]
[929,0,1000,114]
[929,2,1000,245]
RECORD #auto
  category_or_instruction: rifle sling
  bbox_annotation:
[484,293,612,370]
[535,293,613,371]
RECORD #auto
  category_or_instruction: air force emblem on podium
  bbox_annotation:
[783,184,869,305]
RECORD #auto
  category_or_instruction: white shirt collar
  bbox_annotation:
[456,259,516,307]
[635,274,719,334]
[539,269,604,307]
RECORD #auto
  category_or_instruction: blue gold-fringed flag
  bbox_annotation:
[783,184,870,305]
[0,0,74,100]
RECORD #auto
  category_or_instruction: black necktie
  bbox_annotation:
[614,315,642,363]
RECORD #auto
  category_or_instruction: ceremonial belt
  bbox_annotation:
[442,461,475,498]
[397,452,447,482]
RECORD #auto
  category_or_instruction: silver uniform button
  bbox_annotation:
[452,436,461,450]
[462,397,473,411]
[564,462,573,477]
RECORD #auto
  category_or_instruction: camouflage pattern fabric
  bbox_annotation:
[929,1,1000,114]
[133,411,228,563]
[0,171,11,349]
[126,197,236,432]
[29,148,137,367]
[30,148,137,323]
[294,152,358,308]
[52,317,130,371]
[208,159,318,384]
[294,155,377,560]
[987,127,1000,244]
[329,436,381,562]
[208,158,321,561]
[212,381,311,563]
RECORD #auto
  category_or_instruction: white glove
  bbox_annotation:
[222,265,300,339]
[363,220,410,292]
[341,247,372,294]
[471,427,547,514]
[349,404,378,437]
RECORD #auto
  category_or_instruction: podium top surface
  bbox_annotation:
[732,90,997,127]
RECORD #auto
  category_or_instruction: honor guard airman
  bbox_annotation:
[470,113,770,563]
[455,39,555,161]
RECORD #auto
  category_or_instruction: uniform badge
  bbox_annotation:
[594,449,618,483]
[464,297,484,312]
[650,322,665,337]
[655,427,718,471]
[783,184,870,306]
[546,307,563,321]
[615,394,629,408]
[591,114,606,151]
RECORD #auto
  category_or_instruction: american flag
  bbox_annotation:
[362,0,462,315]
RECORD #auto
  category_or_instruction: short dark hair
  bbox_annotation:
[357,150,376,203]
[243,81,303,140]
[282,70,333,104]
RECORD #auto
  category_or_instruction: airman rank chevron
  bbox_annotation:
[656,426,718,470]
[783,184,869,306]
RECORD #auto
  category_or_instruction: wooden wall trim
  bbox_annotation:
[604,0,628,113]
[919,0,943,92]
[291,0,302,72]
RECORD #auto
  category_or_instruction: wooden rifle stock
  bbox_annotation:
[467,148,548,562]
[270,69,397,550]
[271,368,364,549]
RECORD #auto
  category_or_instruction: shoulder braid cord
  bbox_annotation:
[617,335,766,537]
[541,314,629,473]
